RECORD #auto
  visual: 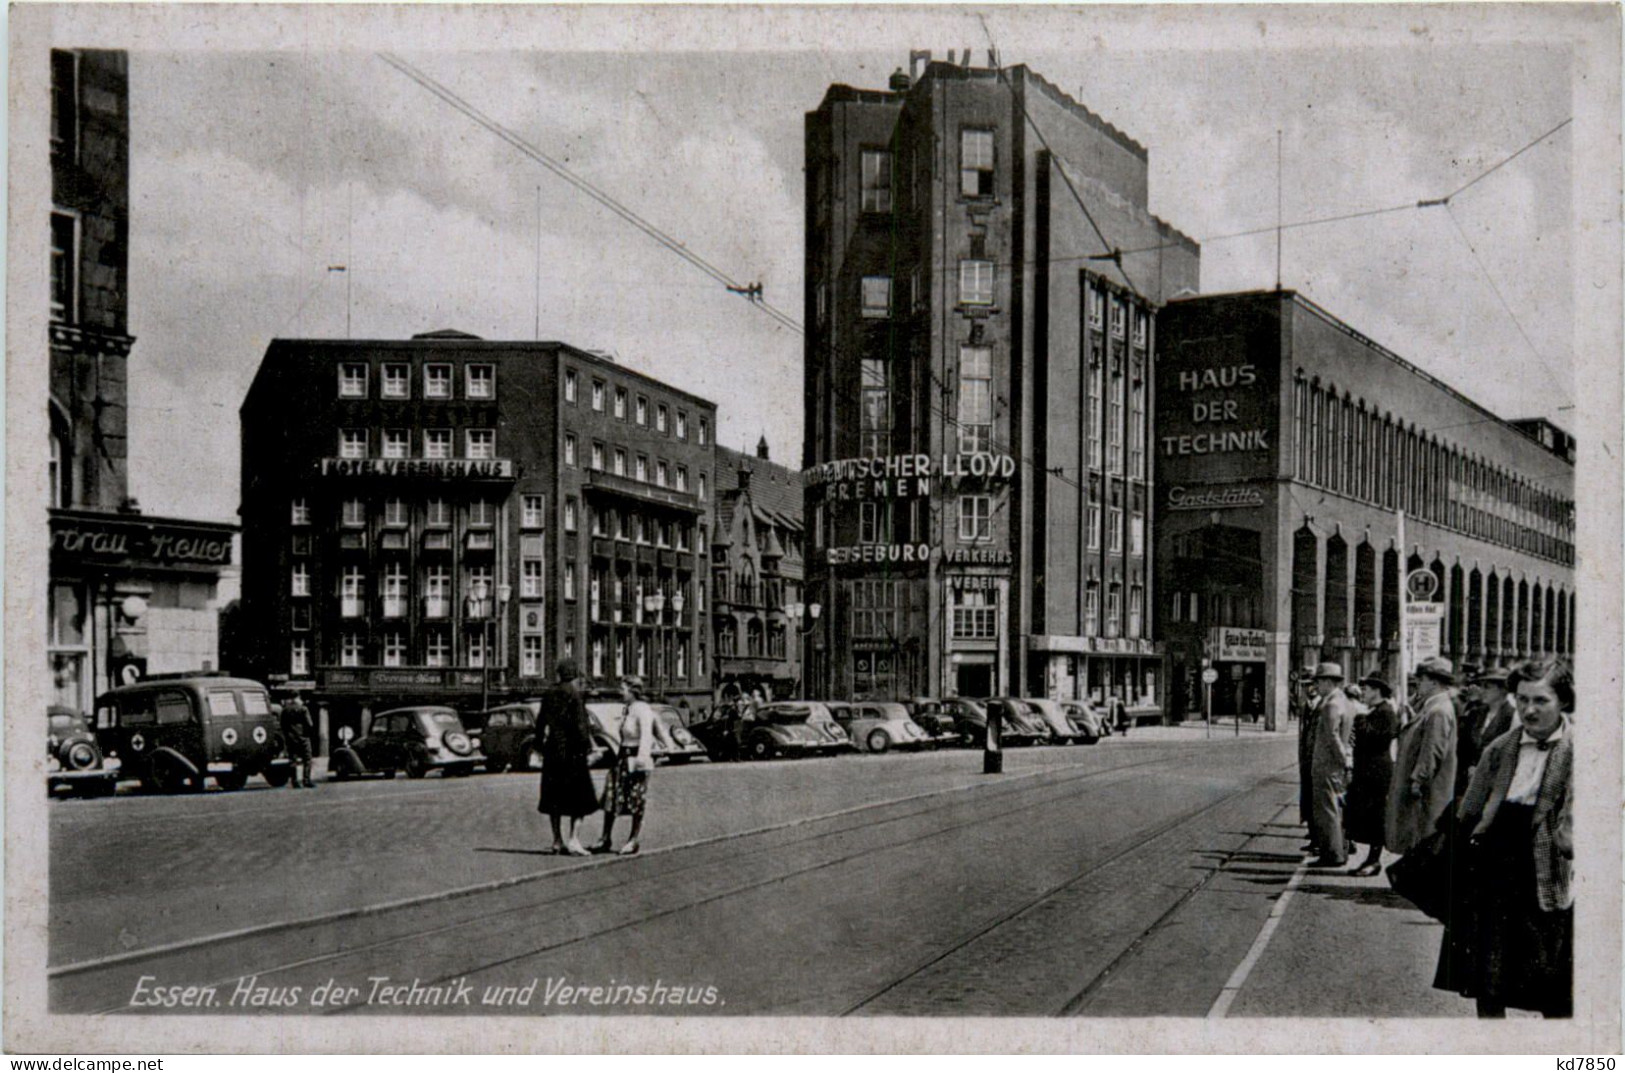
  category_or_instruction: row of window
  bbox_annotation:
[561,369,708,443]
[854,129,997,217]
[335,427,499,461]
[714,617,790,660]
[849,260,995,320]
[1292,378,1575,565]
[563,434,707,498]
[292,496,524,529]
[583,571,700,623]
[336,362,494,401]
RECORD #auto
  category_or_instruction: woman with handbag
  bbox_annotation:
[1439,658,1574,1018]
[594,675,657,856]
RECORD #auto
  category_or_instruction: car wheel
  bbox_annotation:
[960,729,979,749]
[866,729,891,754]
[263,765,292,788]
[214,769,249,792]
[146,758,188,795]
[748,736,776,761]
[404,752,429,779]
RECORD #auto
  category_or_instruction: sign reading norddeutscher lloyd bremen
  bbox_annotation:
[805,453,1017,500]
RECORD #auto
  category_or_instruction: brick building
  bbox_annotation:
[712,439,807,698]
[1155,290,1576,728]
[802,57,1198,708]
[237,334,715,738]
[47,49,235,711]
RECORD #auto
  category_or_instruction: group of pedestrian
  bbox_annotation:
[1296,655,1575,1018]
[533,660,655,857]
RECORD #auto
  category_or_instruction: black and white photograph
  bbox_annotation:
[7,2,1621,1054]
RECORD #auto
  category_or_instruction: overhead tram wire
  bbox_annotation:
[377,52,802,338]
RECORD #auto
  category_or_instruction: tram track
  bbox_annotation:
[61,746,1227,1015]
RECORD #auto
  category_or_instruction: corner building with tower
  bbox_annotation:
[802,57,1198,709]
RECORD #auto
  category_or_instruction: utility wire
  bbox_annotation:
[1446,117,1572,202]
[378,52,803,337]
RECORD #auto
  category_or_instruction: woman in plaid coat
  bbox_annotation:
[1441,658,1574,1018]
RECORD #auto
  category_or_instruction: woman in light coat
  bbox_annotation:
[1386,657,1458,855]
[594,675,656,855]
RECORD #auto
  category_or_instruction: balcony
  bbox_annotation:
[582,469,702,514]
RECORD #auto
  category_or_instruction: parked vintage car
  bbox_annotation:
[1061,700,1109,741]
[908,697,990,747]
[788,702,855,753]
[649,703,709,764]
[833,702,932,754]
[94,676,292,793]
[471,702,539,773]
[1024,698,1093,744]
[977,698,1050,746]
[903,698,964,745]
[329,706,484,779]
[47,705,118,797]
[686,702,832,761]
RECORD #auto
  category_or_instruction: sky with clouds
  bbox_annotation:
[96,6,1593,526]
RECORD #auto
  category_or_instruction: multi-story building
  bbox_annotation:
[802,57,1198,708]
[1155,290,1576,728]
[47,49,235,710]
[712,439,806,699]
[237,333,715,739]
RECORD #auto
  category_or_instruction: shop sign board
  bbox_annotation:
[1166,485,1267,511]
[50,511,235,570]
[826,543,932,566]
[805,452,1017,500]
[1403,602,1444,664]
[319,457,515,480]
[1210,627,1269,662]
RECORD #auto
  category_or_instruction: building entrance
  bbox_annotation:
[954,662,993,698]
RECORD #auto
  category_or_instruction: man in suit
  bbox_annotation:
[1387,656,1459,855]
[1468,667,1518,768]
[1296,671,1322,848]
[1453,664,1486,797]
[1308,662,1356,867]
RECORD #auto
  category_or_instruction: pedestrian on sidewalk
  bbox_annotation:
[1463,668,1516,789]
[280,691,316,789]
[1307,663,1355,867]
[1440,658,1573,1019]
[1296,672,1323,850]
[596,675,656,856]
[1453,666,1487,797]
[1346,675,1400,876]
[1386,657,1458,857]
[536,659,599,856]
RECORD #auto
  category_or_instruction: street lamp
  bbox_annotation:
[467,579,511,713]
[784,601,821,698]
[643,590,667,694]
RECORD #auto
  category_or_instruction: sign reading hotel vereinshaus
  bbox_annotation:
[319,458,516,480]
[805,453,1017,500]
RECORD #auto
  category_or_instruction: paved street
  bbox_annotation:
[49,730,1471,1017]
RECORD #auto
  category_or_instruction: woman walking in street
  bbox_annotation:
[595,675,657,856]
[1346,676,1400,877]
[536,659,600,856]
[1441,658,1574,1018]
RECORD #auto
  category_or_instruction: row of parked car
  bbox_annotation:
[48,676,1121,797]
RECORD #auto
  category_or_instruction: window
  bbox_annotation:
[591,380,605,411]
[291,532,311,556]
[342,499,366,527]
[590,637,606,677]
[290,639,309,676]
[424,565,450,618]
[424,631,449,668]
[424,364,452,399]
[656,460,669,488]
[861,276,891,319]
[590,442,605,471]
[613,447,628,477]
[50,212,77,323]
[1108,376,1124,475]
[290,563,310,597]
[676,466,689,493]
[378,632,405,668]
[382,429,409,459]
[953,588,998,640]
[560,561,579,602]
[563,433,577,467]
[1105,584,1121,638]
[635,455,648,482]
[382,363,409,398]
[466,364,494,399]
[424,429,452,460]
[959,260,994,305]
[466,429,495,460]
[1110,297,1126,339]
[1133,310,1149,349]
[1088,504,1102,550]
[291,603,313,631]
[466,632,489,670]
[339,429,367,459]
[563,368,577,403]
[382,562,408,616]
[521,558,543,599]
[635,396,648,425]
[1128,585,1143,637]
[383,498,408,528]
[589,570,603,621]
[1130,515,1145,556]
[958,346,993,453]
[290,498,310,526]
[340,566,365,618]
[676,411,687,440]
[614,386,628,419]
[657,405,669,433]
[1084,585,1100,636]
[51,50,77,159]
[1109,506,1123,552]
[468,500,495,528]
[522,494,546,528]
[591,507,605,538]
[698,474,708,502]
[859,502,880,544]
[860,358,890,456]
[1087,286,1105,331]
[698,418,709,446]
[426,498,450,528]
[961,129,994,197]
[959,495,992,541]
[522,636,543,677]
[338,363,368,398]
[564,497,578,532]
[851,580,900,640]
[861,148,893,212]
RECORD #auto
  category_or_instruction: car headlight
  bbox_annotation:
[65,741,100,770]
[443,731,472,756]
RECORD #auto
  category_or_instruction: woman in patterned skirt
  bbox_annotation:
[594,675,656,856]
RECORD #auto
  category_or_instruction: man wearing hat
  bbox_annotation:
[1307,662,1357,867]
[1295,669,1322,842]
[1463,668,1517,787]
[1346,675,1401,876]
[535,659,600,856]
[1452,664,1487,797]
[1385,656,1459,856]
